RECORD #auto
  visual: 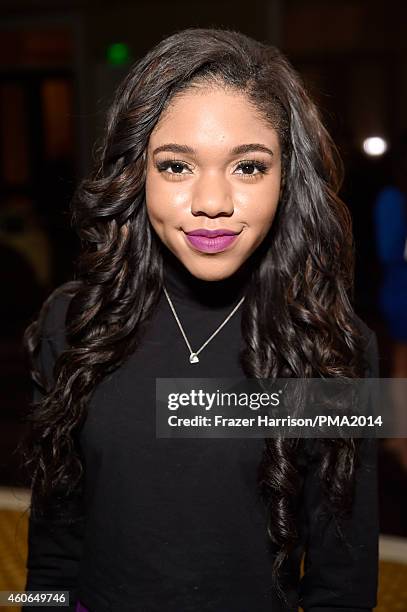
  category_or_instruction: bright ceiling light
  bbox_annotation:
[362,136,388,156]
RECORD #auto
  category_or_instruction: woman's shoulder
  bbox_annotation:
[299,314,380,466]
[37,280,81,348]
[353,313,380,378]
[353,312,376,347]
[26,281,81,392]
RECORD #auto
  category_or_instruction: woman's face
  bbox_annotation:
[145,85,282,281]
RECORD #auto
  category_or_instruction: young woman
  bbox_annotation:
[22,27,379,612]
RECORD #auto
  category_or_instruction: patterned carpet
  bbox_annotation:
[1,506,406,611]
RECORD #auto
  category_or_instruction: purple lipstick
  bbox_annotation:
[184,228,241,253]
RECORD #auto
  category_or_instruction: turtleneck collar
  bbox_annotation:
[162,247,256,311]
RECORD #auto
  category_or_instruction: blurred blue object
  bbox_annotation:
[374,185,407,341]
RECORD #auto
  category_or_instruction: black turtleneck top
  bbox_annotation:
[24,249,379,612]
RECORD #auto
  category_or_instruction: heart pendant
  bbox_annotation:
[189,353,199,364]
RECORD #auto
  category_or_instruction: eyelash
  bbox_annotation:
[155,158,269,180]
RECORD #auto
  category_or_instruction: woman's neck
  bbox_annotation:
[162,247,255,311]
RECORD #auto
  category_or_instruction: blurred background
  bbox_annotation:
[0,0,406,610]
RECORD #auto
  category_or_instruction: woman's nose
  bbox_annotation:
[190,173,234,217]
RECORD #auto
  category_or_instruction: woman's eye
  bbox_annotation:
[234,160,268,177]
[155,159,268,179]
[156,160,191,175]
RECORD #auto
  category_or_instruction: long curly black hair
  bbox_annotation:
[22,26,369,604]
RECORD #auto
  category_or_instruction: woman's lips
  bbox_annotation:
[184,232,241,253]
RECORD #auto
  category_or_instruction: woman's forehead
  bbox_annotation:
[148,88,280,155]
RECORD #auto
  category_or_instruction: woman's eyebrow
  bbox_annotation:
[152,143,274,157]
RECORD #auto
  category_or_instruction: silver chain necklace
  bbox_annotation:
[163,285,245,364]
